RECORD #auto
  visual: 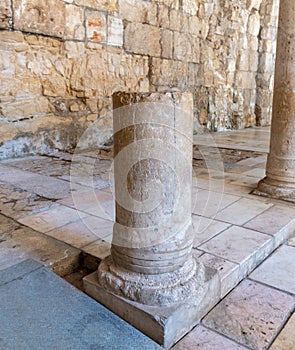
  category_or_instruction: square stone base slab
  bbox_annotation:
[83,265,220,349]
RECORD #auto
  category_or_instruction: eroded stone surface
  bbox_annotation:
[0,215,80,275]
[13,0,66,37]
[0,1,279,157]
[269,313,295,350]
[203,279,295,350]
[172,325,248,350]
[0,182,57,219]
[250,245,295,295]
[257,0,295,201]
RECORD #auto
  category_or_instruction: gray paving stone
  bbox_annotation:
[0,259,42,286]
[0,260,161,350]
[250,245,295,295]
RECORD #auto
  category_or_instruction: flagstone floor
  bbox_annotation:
[0,126,295,349]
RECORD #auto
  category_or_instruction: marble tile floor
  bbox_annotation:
[1,126,295,349]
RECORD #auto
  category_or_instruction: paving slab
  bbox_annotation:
[215,197,273,225]
[0,182,57,220]
[0,260,161,350]
[192,215,231,246]
[288,236,295,247]
[203,279,295,350]
[269,313,295,350]
[0,164,88,200]
[250,245,295,295]
[199,226,273,267]
[192,189,240,218]
[82,239,111,260]
[172,325,248,350]
[199,253,240,298]
[18,205,88,233]
[244,205,295,237]
[0,214,80,275]
[45,216,113,249]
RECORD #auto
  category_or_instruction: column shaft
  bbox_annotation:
[258,0,295,201]
[97,91,204,306]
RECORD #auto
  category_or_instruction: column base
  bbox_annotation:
[254,177,295,203]
[83,259,220,349]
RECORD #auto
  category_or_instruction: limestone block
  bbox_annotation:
[161,29,173,59]
[260,25,277,40]
[247,11,260,36]
[174,32,200,63]
[0,97,49,121]
[64,42,85,59]
[158,0,180,10]
[0,30,28,53]
[42,75,67,97]
[75,0,117,12]
[158,5,169,28]
[237,51,250,71]
[235,71,256,89]
[64,4,85,40]
[246,0,263,10]
[13,0,65,37]
[188,16,203,38]
[70,48,149,97]
[150,58,188,88]
[259,52,275,73]
[0,0,12,29]
[124,23,161,56]
[108,16,123,47]
[86,10,107,43]
[182,0,198,15]
[169,10,187,32]
[118,0,157,25]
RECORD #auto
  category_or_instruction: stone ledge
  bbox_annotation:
[83,263,220,349]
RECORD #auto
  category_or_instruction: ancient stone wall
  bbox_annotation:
[0,0,279,158]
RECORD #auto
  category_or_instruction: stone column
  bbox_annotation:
[98,91,202,306]
[83,91,220,348]
[257,0,295,202]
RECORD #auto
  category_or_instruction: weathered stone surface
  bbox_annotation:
[82,91,222,348]
[13,0,66,37]
[173,325,248,350]
[270,314,295,350]
[84,263,220,349]
[86,9,107,43]
[65,4,85,40]
[118,0,157,24]
[250,245,295,295]
[124,23,161,56]
[203,279,295,350]
[257,0,295,201]
[107,16,123,47]
[0,0,279,157]
[75,0,117,12]
[0,0,11,29]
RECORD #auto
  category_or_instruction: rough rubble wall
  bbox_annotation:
[0,0,278,158]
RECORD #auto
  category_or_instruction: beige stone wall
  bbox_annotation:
[0,0,278,158]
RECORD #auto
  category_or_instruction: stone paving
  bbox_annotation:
[0,126,295,349]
